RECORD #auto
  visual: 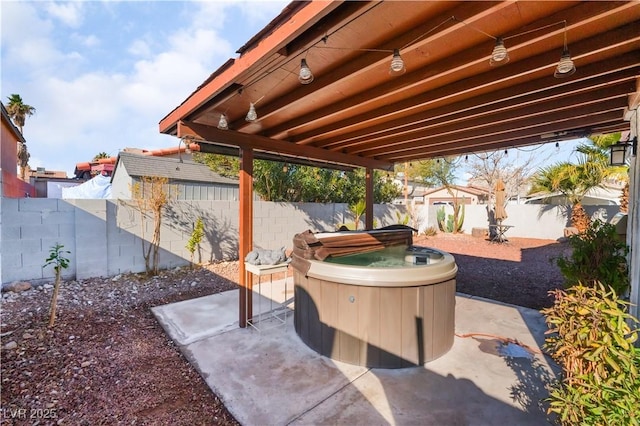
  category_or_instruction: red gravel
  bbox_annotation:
[414,233,571,310]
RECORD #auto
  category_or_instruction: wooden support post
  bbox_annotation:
[365,167,374,230]
[239,148,254,327]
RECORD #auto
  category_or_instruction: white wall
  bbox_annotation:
[420,203,621,240]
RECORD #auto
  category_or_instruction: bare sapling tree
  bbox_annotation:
[466,148,548,208]
[131,176,173,276]
[43,243,70,327]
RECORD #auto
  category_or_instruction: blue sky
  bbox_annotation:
[1,0,289,176]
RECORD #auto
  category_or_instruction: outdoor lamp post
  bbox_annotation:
[609,137,637,166]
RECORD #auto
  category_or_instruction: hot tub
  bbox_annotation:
[291,230,457,369]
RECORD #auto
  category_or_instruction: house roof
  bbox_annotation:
[420,185,489,198]
[1,103,26,143]
[114,152,238,185]
[159,1,639,171]
[74,144,201,176]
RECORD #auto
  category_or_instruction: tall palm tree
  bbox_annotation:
[6,94,35,134]
[93,152,109,161]
[529,133,626,233]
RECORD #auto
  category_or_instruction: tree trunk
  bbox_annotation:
[48,271,62,327]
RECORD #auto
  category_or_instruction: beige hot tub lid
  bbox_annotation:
[298,248,458,288]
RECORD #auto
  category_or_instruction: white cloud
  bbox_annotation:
[72,33,100,48]
[45,2,84,28]
[2,1,288,176]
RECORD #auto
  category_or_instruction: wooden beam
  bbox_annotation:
[177,121,394,171]
[313,63,639,150]
[239,148,253,328]
[365,168,373,230]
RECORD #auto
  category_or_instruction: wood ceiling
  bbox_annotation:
[159,1,640,171]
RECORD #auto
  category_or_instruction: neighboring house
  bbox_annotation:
[28,167,78,198]
[0,103,35,197]
[420,185,489,206]
[111,152,240,200]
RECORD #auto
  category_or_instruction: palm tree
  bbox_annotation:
[6,94,35,134]
[93,152,109,161]
[529,133,626,233]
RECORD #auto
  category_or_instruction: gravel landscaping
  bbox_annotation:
[1,233,569,425]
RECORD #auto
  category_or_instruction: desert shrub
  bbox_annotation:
[556,220,629,295]
[542,284,640,425]
[422,226,438,237]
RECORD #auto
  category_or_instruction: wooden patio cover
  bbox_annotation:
[159,1,640,326]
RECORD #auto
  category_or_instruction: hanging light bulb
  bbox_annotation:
[389,49,405,75]
[245,103,257,122]
[555,141,560,151]
[555,22,576,78]
[282,164,288,173]
[217,113,228,130]
[489,37,509,66]
[465,155,469,162]
[299,59,314,84]
[554,48,576,78]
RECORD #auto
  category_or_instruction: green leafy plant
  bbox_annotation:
[396,211,410,226]
[436,207,446,232]
[186,217,205,267]
[556,220,629,295]
[43,243,70,328]
[437,204,464,233]
[348,200,366,230]
[542,284,640,425]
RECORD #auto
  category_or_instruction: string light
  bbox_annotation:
[246,103,257,122]
[217,114,228,130]
[299,59,314,84]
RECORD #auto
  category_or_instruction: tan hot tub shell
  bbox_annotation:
[292,246,457,369]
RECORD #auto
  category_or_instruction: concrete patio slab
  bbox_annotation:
[152,280,557,425]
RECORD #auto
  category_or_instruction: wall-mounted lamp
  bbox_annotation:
[299,59,314,84]
[609,136,637,166]
[246,103,258,122]
[217,113,228,130]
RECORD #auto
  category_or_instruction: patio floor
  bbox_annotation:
[152,278,558,425]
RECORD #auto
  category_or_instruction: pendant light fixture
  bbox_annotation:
[245,103,257,122]
[299,59,314,84]
[389,49,405,75]
[489,37,509,66]
[217,113,228,130]
[554,22,576,78]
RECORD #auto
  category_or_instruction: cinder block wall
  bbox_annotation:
[0,198,407,285]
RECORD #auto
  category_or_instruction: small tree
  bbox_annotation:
[555,220,629,295]
[348,200,366,230]
[186,217,205,267]
[131,176,173,276]
[43,243,70,328]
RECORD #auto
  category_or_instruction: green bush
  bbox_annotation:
[542,284,640,425]
[186,218,205,266]
[556,220,629,295]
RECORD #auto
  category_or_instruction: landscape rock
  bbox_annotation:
[4,281,32,293]
[4,341,18,350]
